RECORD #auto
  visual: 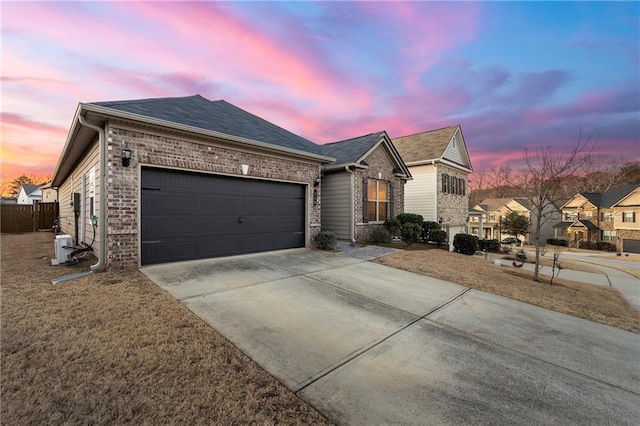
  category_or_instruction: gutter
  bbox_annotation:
[345,165,356,243]
[78,115,107,272]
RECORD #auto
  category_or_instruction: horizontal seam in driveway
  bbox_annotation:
[293,287,472,393]
[179,258,370,301]
[423,315,640,396]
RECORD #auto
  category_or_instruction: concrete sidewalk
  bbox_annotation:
[485,252,640,312]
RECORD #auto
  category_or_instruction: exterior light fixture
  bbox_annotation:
[241,164,249,175]
[122,145,132,167]
[439,217,444,224]
[314,174,321,187]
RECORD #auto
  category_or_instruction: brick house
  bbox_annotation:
[51,95,410,269]
[319,131,411,242]
[392,125,472,250]
[554,184,640,253]
[470,197,561,243]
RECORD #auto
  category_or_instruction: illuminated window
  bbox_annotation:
[622,212,636,223]
[367,180,388,222]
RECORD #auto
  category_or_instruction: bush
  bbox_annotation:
[422,221,442,241]
[580,240,617,252]
[453,233,478,255]
[368,226,391,244]
[429,229,448,247]
[396,213,424,226]
[478,239,500,252]
[383,218,401,236]
[400,223,422,246]
[314,231,337,250]
[547,238,568,247]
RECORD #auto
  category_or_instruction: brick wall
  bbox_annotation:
[437,164,468,226]
[353,145,406,242]
[104,123,322,269]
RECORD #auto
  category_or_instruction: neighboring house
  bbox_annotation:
[392,125,472,249]
[319,131,411,242]
[470,197,561,243]
[17,184,42,204]
[51,95,335,269]
[1,197,17,205]
[555,184,640,253]
[40,183,58,202]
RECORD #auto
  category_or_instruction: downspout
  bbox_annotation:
[345,165,356,243]
[78,115,107,272]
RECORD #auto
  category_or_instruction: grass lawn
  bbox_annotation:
[374,245,640,333]
[1,232,331,425]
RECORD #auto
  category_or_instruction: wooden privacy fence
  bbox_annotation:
[1,202,59,233]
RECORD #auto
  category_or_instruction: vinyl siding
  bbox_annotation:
[58,141,101,254]
[321,172,352,240]
[443,136,463,165]
[404,164,437,221]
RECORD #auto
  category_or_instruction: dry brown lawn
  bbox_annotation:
[1,232,331,425]
[374,247,640,333]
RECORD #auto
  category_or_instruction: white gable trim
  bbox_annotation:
[442,127,472,171]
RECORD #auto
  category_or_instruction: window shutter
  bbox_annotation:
[634,212,637,223]
[362,176,369,223]
[389,182,394,218]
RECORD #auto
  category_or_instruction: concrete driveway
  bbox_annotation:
[142,248,640,425]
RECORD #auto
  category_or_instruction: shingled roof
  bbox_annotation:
[576,184,639,208]
[392,125,459,164]
[21,184,41,196]
[320,132,386,167]
[89,95,322,155]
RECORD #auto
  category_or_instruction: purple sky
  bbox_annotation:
[1,1,639,182]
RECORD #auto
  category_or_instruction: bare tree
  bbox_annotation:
[487,165,514,198]
[2,174,51,198]
[516,129,596,282]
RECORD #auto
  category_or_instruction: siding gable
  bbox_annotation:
[442,128,471,169]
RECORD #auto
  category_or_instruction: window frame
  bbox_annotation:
[366,179,389,223]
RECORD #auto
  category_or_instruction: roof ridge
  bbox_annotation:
[89,94,206,107]
[393,124,459,140]
[323,131,384,146]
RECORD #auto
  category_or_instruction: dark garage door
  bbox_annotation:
[623,239,640,254]
[141,168,306,265]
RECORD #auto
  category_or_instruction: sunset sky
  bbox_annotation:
[1,1,639,183]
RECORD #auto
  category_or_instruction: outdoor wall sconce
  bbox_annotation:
[241,164,249,175]
[122,145,132,167]
[439,217,444,224]
[313,188,318,206]
[314,174,322,187]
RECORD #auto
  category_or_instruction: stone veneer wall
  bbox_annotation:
[437,164,469,226]
[104,122,322,270]
[353,145,405,242]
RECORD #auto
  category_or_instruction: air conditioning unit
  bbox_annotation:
[52,235,74,266]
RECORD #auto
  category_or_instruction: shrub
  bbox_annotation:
[383,218,401,236]
[580,240,616,252]
[401,223,422,246]
[453,233,478,255]
[314,231,337,250]
[368,226,391,244]
[396,213,424,226]
[478,239,500,252]
[422,221,442,241]
[429,229,447,247]
[547,238,568,247]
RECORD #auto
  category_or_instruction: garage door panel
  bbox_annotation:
[141,168,306,265]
